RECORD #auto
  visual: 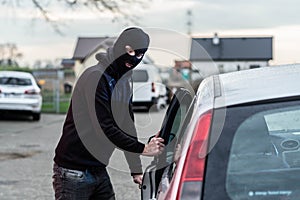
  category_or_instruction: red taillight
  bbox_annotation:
[177,110,212,199]
[25,89,39,95]
[151,82,155,92]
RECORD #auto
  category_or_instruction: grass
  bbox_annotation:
[42,101,70,114]
[0,65,32,73]
[41,92,71,114]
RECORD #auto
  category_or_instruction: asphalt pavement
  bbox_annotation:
[0,109,165,200]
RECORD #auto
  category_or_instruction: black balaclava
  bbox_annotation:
[110,27,150,79]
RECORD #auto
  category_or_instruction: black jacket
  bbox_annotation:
[54,49,144,175]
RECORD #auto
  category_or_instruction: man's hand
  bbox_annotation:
[142,134,164,156]
[132,174,143,185]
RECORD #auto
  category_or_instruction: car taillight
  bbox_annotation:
[177,110,212,200]
[151,82,155,92]
[25,89,39,95]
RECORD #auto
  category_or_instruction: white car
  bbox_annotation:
[132,64,167,110]
[0,71,42,121]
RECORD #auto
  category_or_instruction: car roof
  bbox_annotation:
[0,71,33,79]
[214,64,300,108]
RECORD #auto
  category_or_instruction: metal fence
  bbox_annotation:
[33,70,73,114]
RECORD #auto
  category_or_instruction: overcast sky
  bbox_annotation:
[1,0,300,66]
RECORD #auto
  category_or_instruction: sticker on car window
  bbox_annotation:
[248,190,292,197]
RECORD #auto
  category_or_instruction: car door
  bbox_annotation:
[141,88,193,200]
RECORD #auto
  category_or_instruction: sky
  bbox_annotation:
[1,0,300,67]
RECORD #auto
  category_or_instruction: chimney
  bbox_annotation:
[212,32,220,45]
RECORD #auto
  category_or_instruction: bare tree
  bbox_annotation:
[0,43,23,65]
[1,0,150,34]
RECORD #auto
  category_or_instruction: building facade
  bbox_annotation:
[190,34,273,77]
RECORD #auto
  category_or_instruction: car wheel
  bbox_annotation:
[32,113,41,121]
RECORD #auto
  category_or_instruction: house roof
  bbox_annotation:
[61,58,75,64]
[72,36,155,65]
[72,37,116,61]
[190,36,273,61]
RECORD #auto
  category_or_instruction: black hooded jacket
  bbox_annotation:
[54,48,145,175]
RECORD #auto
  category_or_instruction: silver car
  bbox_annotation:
[141,64,300,200]
[0,71,42,121]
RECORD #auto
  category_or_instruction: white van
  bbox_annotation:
[132,64,167,110]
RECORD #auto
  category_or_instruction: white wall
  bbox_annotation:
[73,48,106,78]
[191,60,269,76]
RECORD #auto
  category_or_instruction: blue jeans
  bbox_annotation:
[52,163,115,200]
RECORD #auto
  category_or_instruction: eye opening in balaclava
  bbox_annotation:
[111,27,150,77]
[125,45,145,59]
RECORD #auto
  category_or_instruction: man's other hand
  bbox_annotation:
[132,174,143,185]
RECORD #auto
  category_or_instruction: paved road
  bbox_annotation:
[0,109,166,200]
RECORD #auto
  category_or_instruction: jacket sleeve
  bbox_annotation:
[124,98,143,175]
[94,77,145,154]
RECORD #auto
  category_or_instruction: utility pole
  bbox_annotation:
[187,9,192,36]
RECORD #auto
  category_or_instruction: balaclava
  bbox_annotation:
[111,27,150,78]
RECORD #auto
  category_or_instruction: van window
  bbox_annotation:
[203,99,300,200]
[132,70,149,82]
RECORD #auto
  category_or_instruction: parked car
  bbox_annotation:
[141,64,300,200]
[132,64,167,110]
[0,71,42,121]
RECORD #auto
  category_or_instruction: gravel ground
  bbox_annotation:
[0,110,165,200]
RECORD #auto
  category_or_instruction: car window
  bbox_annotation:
[166,97,196,164]
[162,92,193,143]
[132,70,149,82]
[227,103,300,199]
[203,99,300,200]
[0,77,32,86]
[164,99,189,163]
[155,97,195,200]
[264,109,300,134]
[141,89,193,200]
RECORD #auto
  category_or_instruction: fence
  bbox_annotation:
[41,79,71,113]
[33,70,74,114]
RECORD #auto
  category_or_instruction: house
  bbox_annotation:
[61,58,75,69]
[72,37,115,76]
[72,36,154,77]
[189,33,273,77]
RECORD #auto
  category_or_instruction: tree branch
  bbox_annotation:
[32,0,64,35]
[1,0,150,34]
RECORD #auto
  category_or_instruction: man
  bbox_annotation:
[53,27,165,200]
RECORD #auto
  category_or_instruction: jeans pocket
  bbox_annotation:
[62,168,85,181]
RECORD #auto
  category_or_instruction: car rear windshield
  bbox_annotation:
[203,98,300,200]
[132,70,149,82]
[0,77,32,86]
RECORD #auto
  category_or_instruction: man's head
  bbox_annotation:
[112,27,150,72]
